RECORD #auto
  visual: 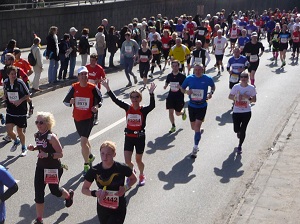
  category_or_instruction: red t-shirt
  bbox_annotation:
[161,36,172,49]
[14,58,32,74]
[292,31,300,43]
[86,64,106,89]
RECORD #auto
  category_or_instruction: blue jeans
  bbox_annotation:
[58,54,70,79]
[69,56,76,77]
[48,59,58,83]
[124,56,135,83]
[97,54,104,67]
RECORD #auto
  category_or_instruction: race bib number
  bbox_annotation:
[217,44,223,50]
[250,55,258,62]
[99,190,119,209]
[198,30,205,35]
[163,44,169,49]
[281,37,288,43]
[194,57,202,64]
[44,169,59,184]
[230,74,239,83]
[7,92,19,102]
[293,36,299,42]
[169,82,179,92]
[75,97,90,109]
[273,34,278,39]
[152,47,159,54]
[88,79,96,84]
[191,89,204,101]
[140,55,148,62]
[127,114,142,127]
[125,46,132,53]
[231,34,237,39]
[235,100,248,108]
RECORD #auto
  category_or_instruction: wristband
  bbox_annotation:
[91,190,97,197]
[48,153,54,158]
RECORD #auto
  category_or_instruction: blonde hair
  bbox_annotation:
[130,89,143,101]
[100,140,117,153]
[36,112,55,130]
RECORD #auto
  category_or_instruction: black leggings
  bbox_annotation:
[97,199,126,224]
[232,112,251,147]
[139,62,150,79]
[34,166,63,203]
[293,42,299,55]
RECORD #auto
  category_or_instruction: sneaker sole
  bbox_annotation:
[20,150,27,157]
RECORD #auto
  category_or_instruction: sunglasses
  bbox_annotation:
[130,95,140,99]
[240,76,248,78]
[35,121,44,125]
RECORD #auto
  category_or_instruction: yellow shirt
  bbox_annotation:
[169,44,190,64]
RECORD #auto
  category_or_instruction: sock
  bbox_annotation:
[89,154,94,159]
[250,79,254,85]
[194,131,201,146]
[37,217,43,222]
[21,145,26,149]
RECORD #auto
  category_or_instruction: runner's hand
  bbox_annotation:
[115,186,126,196]
[148,82,157,94]
[101,78,110,91]
[97,189,108,201]
[37,151,48,159]
[27,144,35,151]
[70,98,75,105]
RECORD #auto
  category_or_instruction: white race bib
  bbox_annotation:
[191,89,204,101]
[217,44,223,50]
[7,92,19,102]
[127,114,142,127]
[152,47,159,54]
[125,46,132,53]
[198,30,205,35]
[249,55,258,62]
[169,82,179,92]
[163,44,169,49]
[99,190,119,209]
[194,57,202,64]
[75,97,90,109]
[281,37,288,43]
[230,74,239,83]
[44,169,59,184]
[140,55,148,62]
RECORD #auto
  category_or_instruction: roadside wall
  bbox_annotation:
[0,0,298,49]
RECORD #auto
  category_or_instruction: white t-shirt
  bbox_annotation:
[230,84,256,113]
[213,36,227,55]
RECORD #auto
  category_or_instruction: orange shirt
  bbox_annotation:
[86,64,106,89]
[14,58,32,74]
[205,25,212,40]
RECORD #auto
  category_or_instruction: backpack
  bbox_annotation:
[1,49,9,64]
[28,50,37,66]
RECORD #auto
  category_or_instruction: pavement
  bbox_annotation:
[228,97,300,223]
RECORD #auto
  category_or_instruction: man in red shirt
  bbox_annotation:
[13,48,33,78]
[86,53,106,125]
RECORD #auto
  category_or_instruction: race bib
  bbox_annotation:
[235,100,248,108]
[125,46,132,53]
[194,57,202,64]
[273,34,278,39]
[140,55,148,62]
[7,92,19,102]
[281,37,287,43]
[250,55,258,62]
[152,47,159,54]
[99,190,119,209]
[191,89,204,101]
[127,114,142,127]
[198,30,205,35]
[230,74,239,83]
[217,44,223,50]
[163,44,169,49]
[88,79,96,84]
[44,169,59,184]
[169,82,179,92]
[293,37,299,42]
[75,97,90,109]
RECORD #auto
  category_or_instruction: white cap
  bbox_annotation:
[142,21,147,26]
[78,66,88,74]
[70,27,78,32]
[251,32,258,37]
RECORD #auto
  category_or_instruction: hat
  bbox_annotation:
[13,48,21,54]
[251,32,258,37]
[70,27,78,32]
[142,21,147,26]
[78,66,88,74]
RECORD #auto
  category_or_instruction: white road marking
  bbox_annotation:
[89,117,126,141]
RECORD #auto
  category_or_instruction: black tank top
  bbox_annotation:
[35,130,61,169]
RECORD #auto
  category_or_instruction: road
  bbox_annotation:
[1,39,299,224]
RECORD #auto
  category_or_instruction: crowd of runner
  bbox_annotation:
[0,6,299,224]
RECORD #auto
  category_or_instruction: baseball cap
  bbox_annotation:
[70,27,78,32]
[13,48,21,54]
[251,32,258,37]
[78,66,88,74]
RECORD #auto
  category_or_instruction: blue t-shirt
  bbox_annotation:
[181,74,215,108]
[238,36,250,47]
[0,165,16,222]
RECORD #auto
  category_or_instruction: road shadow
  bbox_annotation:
[205,67,215,74]
[156,91,168,102]
[213,148,244,183]
[266,61,278,68]
[126,184,139,206]
[215,109,232,126]
[78,216,99,224]
[0,155,21,168]
[59,131,80,147]
[53,213,69,224]
[158,154,196,190]
[290,58,299,66]
[272,67,287,74]
[146,129,183,154]
[62,172,84,191]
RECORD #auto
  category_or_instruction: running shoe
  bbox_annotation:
[88,154,95,167]
[221,66,224,72]
[0,113,5,125]
[126,82,132,87]
[93,120,99,125]
[10,138,21,152]
[138,174,146,186]
[3,135,12,142]
[237,146,242,154]
[169,126,176,133]
[33,218,43,224]
[20,146,28,157]
[182,109,187,121]
[28,106,34,118]
[191,147,199,159]
[133,76,138,84]
[65,189,74,207]
[149,73,153,78]
[217,71,221,77]
[83,164,90,175]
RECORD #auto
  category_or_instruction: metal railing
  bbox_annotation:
[0,0,127,11]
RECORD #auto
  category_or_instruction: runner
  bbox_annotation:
[120,32,139,87]
[228,72,256,154]
[137,39,152,88]
[0,165,18,224]
[213,29,228,76]
[63,66,103,175]
[270,24,281,62]
[292,25,300,60]
[180,63,215,158]
[164,60,186,133]
[86,53,106,125]
[278,24,291,67]
[242,32,264,86]
[161,29,172,71]
[190,40,210,73]
[169,38,190,73]
[3,66,30,156]
[28,112,74,224]
[149,34,162,77]
[228,23,241,54]
[101,79,156,186]
[238,29,250,53]
[82,140,137,224]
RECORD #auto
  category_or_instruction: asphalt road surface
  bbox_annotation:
[1,39,299,224]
